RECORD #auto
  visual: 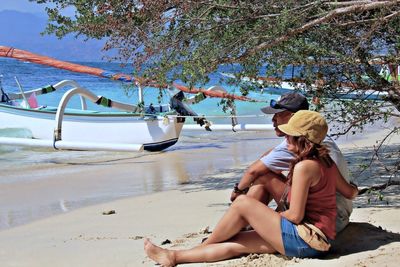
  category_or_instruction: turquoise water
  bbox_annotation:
[0,58,282,229]
[0,57,278,158]
[0,58,275,118]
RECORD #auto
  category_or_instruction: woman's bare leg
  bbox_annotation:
[144,174,288,265]
[145,230,279,266]
[144,238,176,266]
[202,195,284,254]
[200,173,287,248]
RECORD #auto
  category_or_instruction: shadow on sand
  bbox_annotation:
[326,221,400,258]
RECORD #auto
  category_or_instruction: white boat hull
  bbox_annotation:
[0,104,184,151]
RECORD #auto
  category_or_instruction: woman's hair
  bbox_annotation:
[286,136,333,184]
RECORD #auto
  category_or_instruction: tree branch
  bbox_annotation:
[235,0,400,62]
[329,113,380,137]
[358,180,400,195]
[327,1,385,7]
[339,9,400,26]
[354,127,399,176]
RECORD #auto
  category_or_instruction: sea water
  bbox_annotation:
[0,58,274,115]
[0,58,282,229]
[0,57,279,160]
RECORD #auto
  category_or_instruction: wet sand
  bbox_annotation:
[0,130,281,229]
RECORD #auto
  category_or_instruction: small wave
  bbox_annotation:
[0,128,33,138]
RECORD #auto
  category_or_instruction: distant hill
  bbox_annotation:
[0,10,106,62]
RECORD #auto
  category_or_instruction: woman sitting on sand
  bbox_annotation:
[145,110,340,266]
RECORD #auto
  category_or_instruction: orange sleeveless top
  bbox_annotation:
[288,161,337,240]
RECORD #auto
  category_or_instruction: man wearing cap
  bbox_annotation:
[231,92,358,233]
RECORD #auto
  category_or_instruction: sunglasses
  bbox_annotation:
[270,99,281,109]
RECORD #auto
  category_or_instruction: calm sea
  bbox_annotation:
[0,58,281,229]
[0,58,275,116]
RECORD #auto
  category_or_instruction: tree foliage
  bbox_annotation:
[33,2,400,92]
[33,0,400,185]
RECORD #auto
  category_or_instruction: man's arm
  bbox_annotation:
[236,148,274,191]
[323,137,358,199]
[231,142,294,201]
[238,160,271,189]
[259,148,274,158]
[230,159,271,201]
[335,165,358,199]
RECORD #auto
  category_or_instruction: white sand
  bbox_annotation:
[0,188,398,267]
[0,128,399,266]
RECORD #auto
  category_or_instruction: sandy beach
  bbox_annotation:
[0,126,399,267]
[1,2,400,265]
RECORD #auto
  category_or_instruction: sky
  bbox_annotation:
[0,0,48,14]
[0,0,102,61]
[0,0,74,16]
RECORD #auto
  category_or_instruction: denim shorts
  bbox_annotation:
[281,217,325,258]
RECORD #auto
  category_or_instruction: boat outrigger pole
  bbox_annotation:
[0,46,257,102]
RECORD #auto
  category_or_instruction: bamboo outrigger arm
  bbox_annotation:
[53,80,139,142]
[0,46,256,102]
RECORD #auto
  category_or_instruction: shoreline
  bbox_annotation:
[0,126,399,266]
[0,130,282,230]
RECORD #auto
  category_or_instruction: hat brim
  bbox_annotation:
[260,106,286,114]
[277,124,302,137]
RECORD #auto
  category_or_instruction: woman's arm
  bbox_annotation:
[280,160,321,224]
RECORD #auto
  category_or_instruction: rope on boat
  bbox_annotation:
[95,96,113,107]
[41,85,56,94]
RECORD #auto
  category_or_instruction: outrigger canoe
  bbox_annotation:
[0,46,263,152]
[0,80,191,152]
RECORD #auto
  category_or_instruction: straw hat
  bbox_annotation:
[277,110,328,144]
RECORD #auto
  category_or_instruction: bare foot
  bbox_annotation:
[144,238,176,267]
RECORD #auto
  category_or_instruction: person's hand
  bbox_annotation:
[350,181,359,199]
[230,183,249,202]
[230,191,240,202]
